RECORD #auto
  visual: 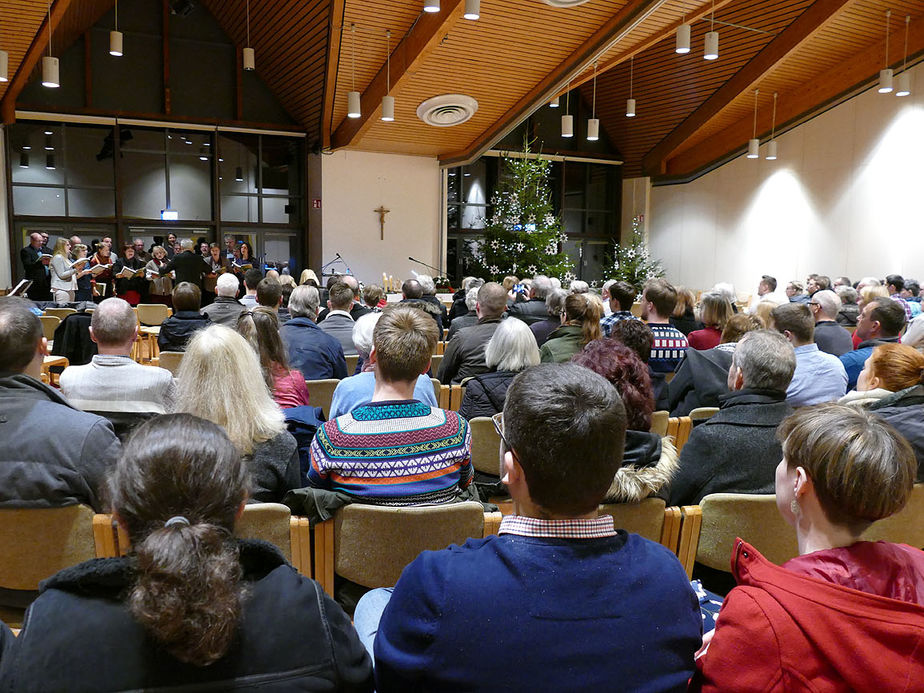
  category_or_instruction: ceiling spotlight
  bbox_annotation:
[45,154,56,170]
[747,89,759,159]
[44,135,54,151]
[19,152,29,168]
[41,2,60,88]
[199,147,208,161]
[879,10,893,93]
[110,0,123,56]
[235,166,244,182]
[424,0,440,12]
[561,114,573,138]
[765,140,778,161]
[243,0,255,70]
[626,56,636,118]
[896,15,911,97]
[381,30,394,122]
[704,31,719,60]
[766,92,779,160]
[0,50,8,82]
[463,0,479,20]
[587,60,599,141]
[675,22,691,54]
[549,96,559,108]
[347,24,361,118]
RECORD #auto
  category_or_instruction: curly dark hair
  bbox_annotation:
[571,339,653,431]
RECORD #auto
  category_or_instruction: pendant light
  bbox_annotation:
[765,92,778,160]
[463,0,479,20]
[676,16,690,54]
[44,134,54,151]
[879,10,892,93]
[381,30,394,121]
[626,56,636,117]
[42,0,60,88]
[109,0,123,56]
[896,15,911,97]
[235,167,244,182]
[347,24,361,118]
[19,152,29,168]
[587,61,599,141]
[424,0,440,13]
[704,0,718,60]
[549,96,559,108]
[45,154,56,170]
[747,89,759,159]
[561,82,573,138]
[243,0,255,71]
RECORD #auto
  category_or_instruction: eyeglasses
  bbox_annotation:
[491,413,518,461]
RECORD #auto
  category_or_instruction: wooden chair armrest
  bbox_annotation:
[92,514,119,558]
[483,511,503,537]
[313,520,335,596]
[677,505,703,579]
[661,506,682,554]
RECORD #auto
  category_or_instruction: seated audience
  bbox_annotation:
[809,289,853,356]
[398,279,442,331]
[438,282,507,384]
[458,317,539,420]
[446,287,479,340]
[175,325,300,502]
[309,306,472,505]
[806,274,830,296]
[747,274,787,312]
[753,298,780,327]
[509,275,553,325]
[599,280,639,337]
[201,272,245,327]
[833,275,852,288]
[668,330,795,508]
[329,312,437,419]
[255,277,283,314]
[319,282,358,356]
[530,287,567,347]
[280,285,348,380]
[670,286,702,336]
[318,275,370,323]
[687,291,733,350]
[239,267,263,309]
[277,281,294,323]
[362,284,386,312]
[840,342,923,407]
[0,297,120,514]
[238,307,310,410]
[641,278,688,373]
[785,280,808,303]
[539,292,602,363]
[447,276,480,323]
[299,268,320,287]
[834,284,860,326]
[157,282,210,353]
[839,297,906,389]
[416,274,449,327]
[692,405,924,691]
[608,318,667,410]
[886,273,913,321]
[770,303,847,407]
[359,363,700,691]
[0,414,373,690]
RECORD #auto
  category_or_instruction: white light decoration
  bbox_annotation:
[424,0,440,12]
[243,0,255,70]
[879,10,892,93]
[109,0,122,56]
[896,15,911,97]
[675,21,690,54]
[765,139,778,160]
[587,60,599,141]
[463,0,479,20]
[561,81,572,137]
[704,0,718,60]
[161,209,179,221]
[747,88,759,159]
[347,24,360,118]
[766,92,778,160]
[549,96,559,108]
[626,55,636,117]
[381,30,394,121]
[42,0,60,87]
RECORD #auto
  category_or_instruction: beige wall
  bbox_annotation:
[320,150,442,286]
[0,126,10,289]
[649,60,924,293]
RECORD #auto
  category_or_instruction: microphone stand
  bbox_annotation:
[408,256,449,280]
[320,253,354,278]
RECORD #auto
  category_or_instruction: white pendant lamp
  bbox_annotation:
[19,152,29,168]
[675,20,690,54]
[463,0,479,20]
[347,24,361,118]
[549,96,559,108]
[42,1,59,88]
[704,0,718,60]
[896,16,911,97]
[561,82,573,137]
[381,30,394,121]
[765,92,778,160]
[109,0,123,56]
[879,10,892,93]
[243,0,255,70]
[0,50,8,83]
[45,154,55,170]
[626,56,636,117]
[587,61,599,141]
[747,89,759,159]
[424,0,440,12]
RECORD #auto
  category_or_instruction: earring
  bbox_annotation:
[790,499,800,516]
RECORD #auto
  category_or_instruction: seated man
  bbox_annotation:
[398,279,443,332]
[256,277,283,314]
[60,298,174,414]
[358,363,701,691]
[839,297,905,389]
[239,268,263,309]
[157,282,210,352]
[809,289,854,356]
[318,274,371,323]
[201,272,245,327]
[446,287,478,341]
[0,297,120,513]
[508,275,553,326]
[599,279,640,336]
[281,285,347,380]
[318,281,358,356]
[437,282,507,385]
[641,278,688,373]
[308,306,472,505]
[668,329,795,508]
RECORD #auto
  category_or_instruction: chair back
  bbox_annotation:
[650,410,669,436]
[598,497,672,546]
[39,315,61,340]
[666,416,693,451]
[696,493,798,571]
[87,411,157,442]
[430,377,450,408]
[136,303,170,326]
[334,502,485,588]
[306,378,340,418]
[344,354,360,374]
[158,350,184,375]
[430,354,443,374]
[862,483,924,548]
[469,416,501,476]
[689,406,719,421]
[235,503,294,562]
[44,307,77,321]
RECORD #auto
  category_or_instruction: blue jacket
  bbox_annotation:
[281,317,347,381]
[839,336,900,390]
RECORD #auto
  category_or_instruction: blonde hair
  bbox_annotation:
[754,299,780,328]
[859,285,889,308]
[866,343,924,392]
[173,325,284,455]
[502,275,519,292]
[699,291,733,330]
[672,287,696,318]
[52,237,69,256]
[564,293,603,346]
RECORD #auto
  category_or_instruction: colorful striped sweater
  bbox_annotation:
[307,400,473,506]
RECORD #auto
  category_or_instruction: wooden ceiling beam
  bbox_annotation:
[641,0,853,176]
[663,13,924,177]
[330,0,465,150]
[1,0,77,123]
[321,0,346,149]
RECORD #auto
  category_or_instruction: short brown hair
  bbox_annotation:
[327,281,354,311]
[363,284,385,308]
[868,297,907,336]
[373,306,439,383]
[0,297,43,373]
[699,292,733,330]
[256,278,282,308]
[866,343,924,392]
[172,282,201,312]
[642,278,678,317]
[477,282,508,317]
[778,404,916,533]
[721,313,763,343]
[770,302,814,342]
[609,319,653,363]
[672,287,696,318]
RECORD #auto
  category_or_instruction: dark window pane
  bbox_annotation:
[121,151,167,219]
[13,186,66,216]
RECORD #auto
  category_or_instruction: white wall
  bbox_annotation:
[0,126,10,289]
[649,60,924,293]
[320,150,441,285]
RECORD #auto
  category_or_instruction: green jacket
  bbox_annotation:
[539,324,585,363]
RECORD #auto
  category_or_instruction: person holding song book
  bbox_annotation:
[144,245,173,306]
[72,244,94,302]
[50,238,91,304]
[113,243,147,306]
[89,240,114,300]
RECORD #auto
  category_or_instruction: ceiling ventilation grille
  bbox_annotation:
[416,94,479,127]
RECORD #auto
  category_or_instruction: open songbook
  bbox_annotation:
[90,263,113,276]
[232,261,253,271]
[115,266,145,279]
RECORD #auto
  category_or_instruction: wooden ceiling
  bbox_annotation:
[2,0,924,179]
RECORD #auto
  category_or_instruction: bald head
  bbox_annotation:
[90,298,138,348]
[340,274,360,298]
[29,233,43,248]
[402,279,423,300]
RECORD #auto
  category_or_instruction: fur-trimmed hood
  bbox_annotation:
[604,431,679,504]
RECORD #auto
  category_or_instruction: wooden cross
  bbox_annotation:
[374,205,390,240]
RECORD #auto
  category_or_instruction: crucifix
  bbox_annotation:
[374,205,390,240]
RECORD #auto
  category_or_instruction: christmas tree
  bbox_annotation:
[605,215,665,288]
[475,145,574,282]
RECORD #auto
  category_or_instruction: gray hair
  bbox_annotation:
[465,287,479,311]
[464,276,484,292]
[216,273,239,297]
[835,285,858,304]
[417,274,436,295]
[532,275,552,300]
[289,285,320,318]
[351,312,381,359]
[812,289,840,319]
[180,238,194,250]
[858,277,881,289]
[570,280,589,294]
[90,297,136,345]
[713,282,737,304]
[545,288,568,317]
[732,329,796,392]
[485,317,540,372]
[550,277,562,290]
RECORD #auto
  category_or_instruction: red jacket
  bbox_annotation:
[692,539,924,692]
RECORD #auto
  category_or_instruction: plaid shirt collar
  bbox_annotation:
[499,514,616,539]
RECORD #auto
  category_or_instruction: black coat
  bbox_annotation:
[668,345,735,416]
[458,370,516,420]
[157,311,211,352]
[437,317,501,384]
[869,384,924,482]
[161,250,212,289]
[508,298,549,326]
[19,245,50,301]
[0,540,373,692]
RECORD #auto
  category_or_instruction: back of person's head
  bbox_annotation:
[339,274,360,298]
[256,278,282,308]
[172,282,201,312]
[485,316,540,372]
[91,297,137,346]
[373,306,438,382]
[670,287,695,318]
[563,293,603,345]
[0,297,42,374]
[815,275,831,292]
[869,296,907,336]
[52,238,69,256]
[754,299,779,327]
[787,280,803,294]
[905,279,921,297]
[243,268,263,291]
[174,325,284,455]
[777,404,916,534]
[545,288,568,317]
[770,302,814,343]
[288,285,320,318]
[504,364,627,515]
[761,275,778,292]
[502,275,518,292]
[572,340,652,431]
[713,282,737,305]
[363,284,385,309]
[812,289,840,319]
[569,280,589,295]
[352,312,382,360]
[642,278,678,317]
[699,291,733,330]
[402,279,423,299]
[531,275,552,300]
[216,273,239,298]
[609,281,637,312]
[464,287,479,312]
[328,281,354,311]
[111,414,249,667]
[180,238,194,251]
[859,285,889,308]
[866,343,924,392]
[299,268,320,287]
[720,313,763,343]
[834,276,851,288]
[886,274,904,292]
[237,307,287,390]
[858,276,881,289]
[835,285,858,304]
[477,282,508,318]
[609,319,653,363]
[463,276,484,292]
[733,329,796,391]
[417,274,436,296]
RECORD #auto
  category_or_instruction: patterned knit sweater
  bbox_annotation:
[307,400,473,506]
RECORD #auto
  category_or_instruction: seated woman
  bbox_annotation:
[539,293,603,363]
[157,282,210,352]
[174,325,300,502]
[458,317,539,420]
[670,286,702,336]
[687,292,733,351]
[692,404,924,691]
[839,342,924,407]
[0,414,373,690]
[572,339,678,502]
[238,306,310,409]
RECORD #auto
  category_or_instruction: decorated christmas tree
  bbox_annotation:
[605,215,665,288]
[475,146,574,281]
